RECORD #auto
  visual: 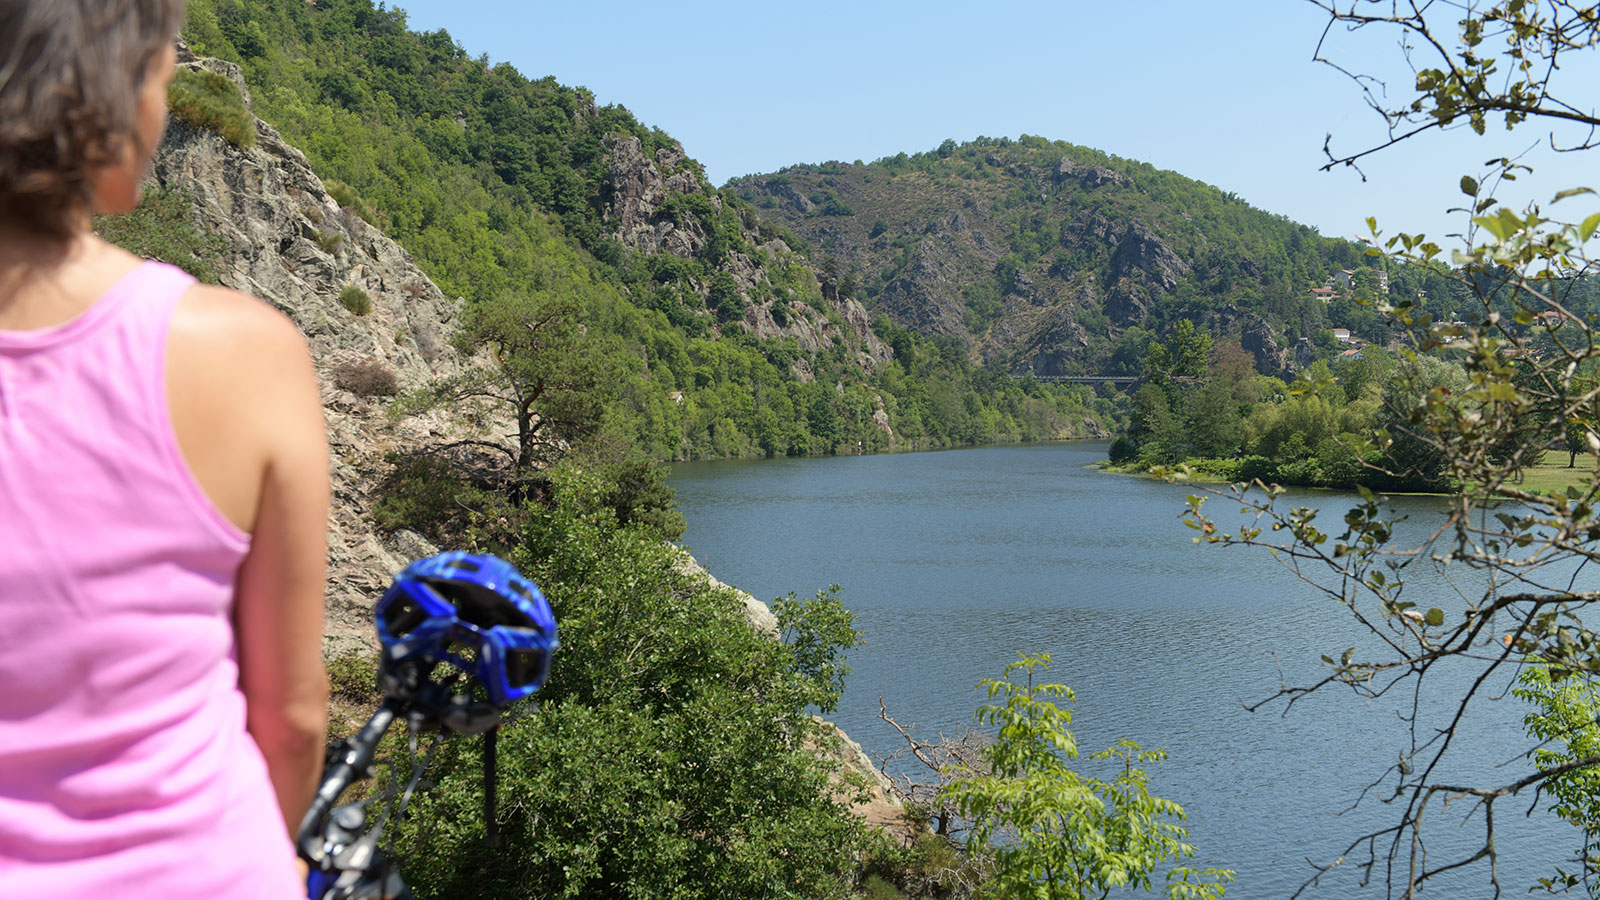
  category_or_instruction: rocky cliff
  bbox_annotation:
[729,141,1344,379]
[145,48,492,652]
[601,133,890,375]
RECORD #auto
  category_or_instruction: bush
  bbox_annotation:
[316,228,345,253]
[332,359,398,398]
[1189,457,1243,480]
[165,68,255,148]
[1235,454,1276,483]
[339,284,371,315]
[324,650,381,706]
[393,464,864,900]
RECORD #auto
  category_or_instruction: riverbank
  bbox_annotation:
[1096,452,1600,497]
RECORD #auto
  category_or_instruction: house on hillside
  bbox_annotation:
[1330,267,1389,295]
[1311,286,1338,302]
[1331,328,1353,344]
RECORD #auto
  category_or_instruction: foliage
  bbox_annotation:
[165,67,255,147]
[369,452,511,547]
[392,463,864,899]
[338,284,371,315]
[940,654,1232,900]
[1516,664,1600,897]
[315,228,344,253]
[323,179,377,224]
[434,287,615,473]
[93,186,225,282]
[1168,4,1600,895]
[857,828,982,900]
[772,586,861,715]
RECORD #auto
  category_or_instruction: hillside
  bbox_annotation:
[729,137,1451,377]
[174,0,1104,457]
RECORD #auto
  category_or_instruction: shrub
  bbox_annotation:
[332,359,398,398]
[325,650,381,706]
[339,284,371,316]
[315,228,344,253]
[165,68,255,148]
[370,452,515,548]
[1235,454,1276,483]
[1189,457,1243,480]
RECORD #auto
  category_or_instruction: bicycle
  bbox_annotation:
[296,552,558,900]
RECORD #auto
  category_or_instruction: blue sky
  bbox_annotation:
[387,0,1598,247]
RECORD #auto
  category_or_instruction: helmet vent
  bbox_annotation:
[382,597,428,638]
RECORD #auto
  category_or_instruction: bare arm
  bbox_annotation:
[168,285,330,834]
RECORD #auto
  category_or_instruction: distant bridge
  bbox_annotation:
[1030,375,1139,386]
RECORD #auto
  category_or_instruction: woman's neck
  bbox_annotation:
[0,228,115,328]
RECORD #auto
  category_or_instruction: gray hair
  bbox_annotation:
[0,0,186,237]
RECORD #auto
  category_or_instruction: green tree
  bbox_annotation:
[1126,383,1185,464]
[440,289,615,474]
[1144,319,1212,383]
[1184,381,1243,459]
[940,654,1232,900]
[396,464,864,900]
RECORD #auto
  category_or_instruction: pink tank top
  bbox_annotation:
[0,261,302,899]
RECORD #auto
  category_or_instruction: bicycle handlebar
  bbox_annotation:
[298,696,403,863]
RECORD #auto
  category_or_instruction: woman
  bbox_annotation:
[0,2,330,897]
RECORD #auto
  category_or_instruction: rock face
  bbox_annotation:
[603,134,715,258]
[601,137,890,370]
[1053,156,1128,189]
[152,49,500,654]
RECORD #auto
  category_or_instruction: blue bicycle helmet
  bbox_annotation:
[375,552,558,706]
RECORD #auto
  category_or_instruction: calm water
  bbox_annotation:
[671,442,1580,899]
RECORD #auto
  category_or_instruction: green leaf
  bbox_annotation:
[1425,608,1444,627]
[1553,186,1595,202]
[1461,175,1480,196]
[1475,213,1512,240]
[1580,212,1600,243]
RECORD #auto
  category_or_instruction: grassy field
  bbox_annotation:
[1512,452,1600,495]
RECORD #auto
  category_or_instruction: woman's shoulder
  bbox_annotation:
[169,284,315,383]
[172,284,306,349]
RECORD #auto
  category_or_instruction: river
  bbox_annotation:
[670,441,1581,899]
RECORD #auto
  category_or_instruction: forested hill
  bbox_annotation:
[177,0,1105,459]
[728,138,1450,378]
